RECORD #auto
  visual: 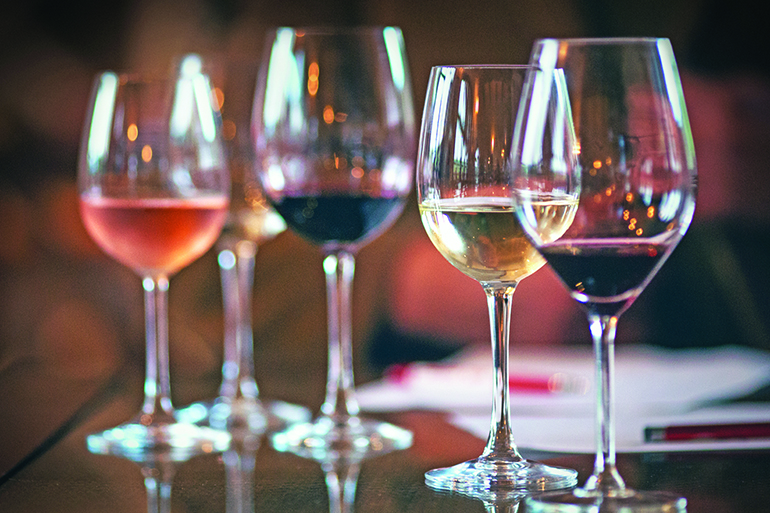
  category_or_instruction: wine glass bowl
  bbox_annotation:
[417,65,578,497]
[252,27,415,455]
[78,56,232,458]
[512,38,696,511]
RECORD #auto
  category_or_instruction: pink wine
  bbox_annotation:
[80,195,229,276]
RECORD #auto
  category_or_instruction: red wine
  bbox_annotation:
[539,240,667,315]
[80,195,228,276]
[272,194,404,248]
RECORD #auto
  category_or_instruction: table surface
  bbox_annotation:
[1,358,768,513]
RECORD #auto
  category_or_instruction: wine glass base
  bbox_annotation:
[271,415,413,460]
[425,455,578,499]
[86,421,231,462]
[525,488,687,512]
[175,398,311,433]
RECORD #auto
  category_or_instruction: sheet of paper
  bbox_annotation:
[356,345,770,453]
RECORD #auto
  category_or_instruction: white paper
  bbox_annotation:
[356,345,770,453]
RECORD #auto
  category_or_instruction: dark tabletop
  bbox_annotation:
[0,357,768,513]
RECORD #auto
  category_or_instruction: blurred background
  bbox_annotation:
[1,0,769,416]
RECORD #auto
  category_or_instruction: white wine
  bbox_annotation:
[420,196,576,283]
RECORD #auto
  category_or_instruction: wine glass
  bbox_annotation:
[78,55,232,457]
[416,65,578,497]
[251,27,415,455]
[174,56,310,433]
[511,38,696,511]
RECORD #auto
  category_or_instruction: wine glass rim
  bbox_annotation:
[430,64,537,71]
[93,70,176,86]
[535,36,667,45]
[269,26,403,36]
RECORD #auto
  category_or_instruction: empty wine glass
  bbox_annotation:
[79,55,231,457]
[416,65,578,498]
[251,27,415,455]
[512,38,696,511]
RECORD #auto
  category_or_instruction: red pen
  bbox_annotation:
[645,422,770,442]
[385,364,589,394]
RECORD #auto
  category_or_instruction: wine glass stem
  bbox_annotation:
[324,459,361,513]
[481,284,522,460]
[224,447,256,513]
[585,314,626,493]
[141,275,175,421]
[142,462,174,513]
[218,239,260,401]
[320,251,360,424]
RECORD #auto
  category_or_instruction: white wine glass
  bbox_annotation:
[252,27,415,455]
[512,38,696,511]
[416,65,578,498]
[173,55,309,433]
[79,55,231,457]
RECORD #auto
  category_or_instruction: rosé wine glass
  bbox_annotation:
[78,55,231,458]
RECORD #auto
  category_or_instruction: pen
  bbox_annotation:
[385,363,589,394]
[645,422,770,442]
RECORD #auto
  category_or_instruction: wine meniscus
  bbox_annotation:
[80,195,229,276]
[420,196,576,284]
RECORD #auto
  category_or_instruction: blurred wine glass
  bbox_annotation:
[174,55,311,433]
[512,38,696,512]
[252,27,415,455]
[78,55,231,457]
[416,65,578,498]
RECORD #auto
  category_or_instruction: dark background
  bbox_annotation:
[1,0,769,413]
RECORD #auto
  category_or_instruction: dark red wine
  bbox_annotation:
[539,240,667,314]
[273,194,404,247]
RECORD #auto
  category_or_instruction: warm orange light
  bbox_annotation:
[223,119,237,140]
[351,167,364,179]
[593,160,602,169]
[625,193,634,202]
[141,145,152,162]
[214,87,224,110]
[323,105,335,124]
[572,142,581,155]
[647,206,655,218]
[127,123,138,141]
[308,62,319,96]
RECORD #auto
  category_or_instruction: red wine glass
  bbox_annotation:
[512,38,697,511]
[78,55,231,458]
[251,27,415,456]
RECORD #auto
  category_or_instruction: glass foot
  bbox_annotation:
[271,415,413,459]
[86,421,231,462]
[425,455,578,499]
[175,398,311,433]
[525,488,687,512]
